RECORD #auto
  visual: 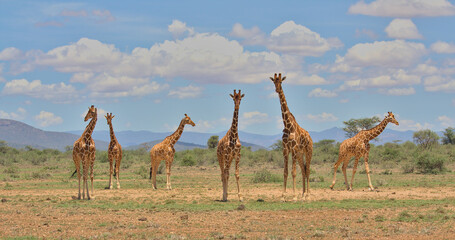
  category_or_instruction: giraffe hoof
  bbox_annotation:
[369,187,375,191]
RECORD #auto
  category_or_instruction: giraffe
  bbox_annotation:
[217,90,244,202]
[270,73,313,201]
[72,105,97,200]
[330,112,399,191]
[149,114,196,190]
[105,113,122,189]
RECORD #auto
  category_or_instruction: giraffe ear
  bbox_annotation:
[282,76,286,81]
[241,94,245,98]
[229,94,234,98]
[104,114,108,119]
[112,115,115,119]
[270,77,275,81]
[184,113,188,117]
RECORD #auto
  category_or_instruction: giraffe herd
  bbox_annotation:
[72,73,399,201]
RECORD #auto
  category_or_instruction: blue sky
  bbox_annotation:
[0,0,455,135]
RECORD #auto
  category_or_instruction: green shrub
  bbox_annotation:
[3,166,19,174]
[415,152,446,174]
[401,163,414,174]
[181,155,196,166]
[251,169,281,183]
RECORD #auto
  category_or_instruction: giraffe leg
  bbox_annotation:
[223,157,233,201]
[330,154,344,189]
[350,156,360,190]
[108,156,113,189]
[291,150,298,201]
[166,159,173,190]
[77,168,81,200]
[90,156,95,198]
[364,152,374,191]
[304,150,312,200]
[342,160,350,191]
[234,152,242,202]
[116,157,121,189]
[282,147,289,201]
[297,154,305,201]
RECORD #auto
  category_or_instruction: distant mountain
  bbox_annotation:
[0,119,109,151]
[2,118,422,152]
[125,140,206,152]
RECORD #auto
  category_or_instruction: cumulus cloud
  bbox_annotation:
[168,20,195,38]
[240,111,269,126]
[308,88,338,98]
[438,115,454,128]
[392,118,434,131]
[168,85,203,99]
[0,47,23,61]
[423,75,455,92]
[34,111,63,127]
[349,0,455,17]
[1,79,78,103]
[306,112,338,122]
[0,107,26,120]
[339,69,421,91]
[378,87,416,96]
[385,19,422,39]
[431,41,455,54]
[231,21,342,57]
[339,40,426,68]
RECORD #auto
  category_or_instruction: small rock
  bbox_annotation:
[392,192,396,195]
[180,214,189,221]
[138,217,147,221]
[1,198,7,203]
[237,204,246,211]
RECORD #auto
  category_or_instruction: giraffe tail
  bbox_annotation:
[149,166,152,180]
[113,162,117,177]
[70,169,77,178]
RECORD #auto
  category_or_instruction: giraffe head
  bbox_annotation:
[270,73,286,93]
[385,112,399,126]
[183,113,196,127]
[84,105,97,122]
[105,112,115,125]
[229,89,244,108]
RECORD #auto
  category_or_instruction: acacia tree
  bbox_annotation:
[342,116,381,138]
[442,127,455,145]
[207,135,219,149]
[270,140,283,151]
[413,129,440,150]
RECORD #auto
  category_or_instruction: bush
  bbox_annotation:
[251,169,281,183]
[181,154,196,166]
[401,163,415,174]
[415,152,446,174]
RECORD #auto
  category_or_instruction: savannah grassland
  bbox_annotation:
[1,141,455,239]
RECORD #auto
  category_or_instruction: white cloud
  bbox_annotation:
[0,107,26,120]
[191,117,230,133]
[341,40,426,68]
[438,115,454,128]
[34,111,63,127]
[413,63,439,75]
[80,108,107,118]
[424,75,455,92]
[306,112,338,122]
[231,21,342,57]
[349,0,455,17]
[168,85,203,99]
[230,23,265,45]
[168,20,195,38]
[378,87,416,96]
[92,10,115,22]
[339,69,421,91]
[391,118,433,131]
[0,47,23,60]
[267,21,342,57]
[385,19,422,39]
[308,88,338,98]
[0,64,5,82]
[430,41,455,54]
[240,111,269,127]
[2,79,78,103]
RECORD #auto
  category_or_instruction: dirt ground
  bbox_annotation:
[1,168,455,239]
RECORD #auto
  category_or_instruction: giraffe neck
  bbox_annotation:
[108,122,117,143]
[278,89,295,132]
[169,120,185,146]
[229,105,240,141]
[82,115,97,142]
[364,118,388,141]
